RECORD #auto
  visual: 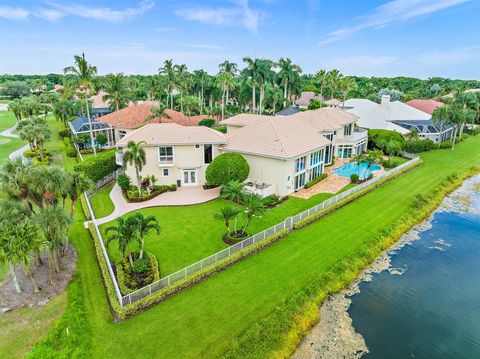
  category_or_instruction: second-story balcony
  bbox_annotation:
[341,127,368,143]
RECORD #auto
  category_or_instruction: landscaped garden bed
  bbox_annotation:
[116,251,160,295]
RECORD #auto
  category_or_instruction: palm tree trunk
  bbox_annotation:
[35,251,43,266]
[85,94,97,156]
[40,145,44,161]
[284,80,288,108]
[10,262,22,293]
[180,91,183,113]
[128,253,134,268]
[221,89,225,122]
[115,102,120,144]
[48,252,56,284]
[135,166,141,196]
[452,126,458,150]
[53,250,61,273]
[251,83,256,113]
[139,239,144,259]
[25,267,40,292]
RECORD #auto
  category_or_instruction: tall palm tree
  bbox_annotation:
[64,53,98,156]
[240,194,266,235]
[193,70,208,112]
[53,98,73,127]
[8,99,23,121]
[179,95,200,124]
[148,104,171,123]
[257,59,274,114]
[326,69,343,99]
[432,105,450,142]
[219,60,239,75]
[221,180,245,204]
[102,73,131,143]
[159,59,176,109]
[0,158,35,214]
[338,77,357,108]
[35,205,71,283]
[33,119,51,161]
[106,216,139,267]
[216,71,235,121]
[174,64,189,113]
[313,69,328,100]
[277,58,302,107]
[130,213,160,259]
[215,206,239,234]
[242,57,261,113]
[122,141,147,195]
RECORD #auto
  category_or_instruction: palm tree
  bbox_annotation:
[174,64,189,113]
[159,59,176,109]
[0,158,35,214]
[193,70,208,112]
[277,58,302,107]
[215,206,239,234]
[385,139,403,160]
[35,205,71,283]
[362,150,383,179]
[242,57,261,113]
[64,53,98,156]
[53,98,73,127]
[102,73,131,143]
[338,77,357,108]
[8,99,23,121]
[216,71,235,121]
[351,153,365,176]
[240,194,266,235]
[130,213,160,259]
[221,180,245,204]
[257,59,274,114]
[33,119,51,161]
[106,216,139,267]
[219,60,239,75]
[326,69,343,99]
[15,219,43,292]
[122,141,147,195]
[148,104,171,123]
[179,95,200,124]
[313,69,328,100]
[432,105,450,142]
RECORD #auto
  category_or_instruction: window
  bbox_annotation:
[295,156,306,173]
[310,149,323,166]
[162,168,169,177]
[309,149,324,182]
[337,145,352,158]
[344,124,352,136]
[119,130,127,139]
[204,144,213,164]
[158,146,174,163]
[294,172,306,190]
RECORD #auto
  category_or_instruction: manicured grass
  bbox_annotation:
[90,183,115,218]
[61,136,480,359]
[44,115,79,170]
[0,136,25,162]
[0,99,11,104]
[0,292,68,359]
[99,186,350,276]
[0,111,17,132]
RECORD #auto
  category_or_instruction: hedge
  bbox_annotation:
[293,160,422,229]
[221,165,480,359]
[88,222,289,320]
[74,150,119,182]
[405,139,435,153]
[205,152,250,186]
[304,173,328,189]
[80,195,92,221]
[117,252,160,295]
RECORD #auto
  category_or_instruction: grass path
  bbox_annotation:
[90,183,115,218]
[58,136,480,358]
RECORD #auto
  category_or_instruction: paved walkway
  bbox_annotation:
[95,183,220,225]
[0,120,30,161]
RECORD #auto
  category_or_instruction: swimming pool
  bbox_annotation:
[333,162,381,179]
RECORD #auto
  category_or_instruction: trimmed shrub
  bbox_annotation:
[199,118,216,127]
[439,140,452,149]
[125,184,176,202]
[116,251,160,295]
[381,159,401,169]
[350,173,359,183]
[213,126,227,133]
[58,129,71,138]
[368,129,406,150]
[405,139,435,153]
[65,146,77,157]
[205,152,249,186]
[307,99,327,110]
[304,173,328,189]
[96,133,108,147]
[32,156,50,166]
[117,174,131,192]
[74,150,119,182]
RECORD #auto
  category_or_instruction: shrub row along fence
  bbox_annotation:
[86,168,125,196]
[84,155,420,307]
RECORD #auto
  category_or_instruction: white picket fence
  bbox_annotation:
[84,155,420,307]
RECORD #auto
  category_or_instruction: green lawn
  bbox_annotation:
[39,136,479,359]
[0,136,25,163]
[99,185,353,276]
[0,111,16,132]
[90,183,115,218]
[44,115,79,169]
[0,292,68,359]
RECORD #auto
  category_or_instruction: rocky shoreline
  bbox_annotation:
[292,174,480,359]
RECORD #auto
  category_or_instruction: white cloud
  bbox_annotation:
[319,0,471,45]
[45,0,154,23]
[175,0,264,33]
[34,9,64,21]
[0,6,29,20]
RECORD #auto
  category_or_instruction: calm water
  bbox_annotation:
[349,188,480,358]
[334,162,381,180]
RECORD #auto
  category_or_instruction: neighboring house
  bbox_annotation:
[344,95,454,143]
[98,101,210,143]
[220,116,330,196]
[295,91,323,108]
[116,123,226,187]
[406,99,444,115]
[324,99,341,108]
[221,107,367,164]
[90,91,112,117]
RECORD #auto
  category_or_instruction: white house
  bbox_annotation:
[344,95,454,143]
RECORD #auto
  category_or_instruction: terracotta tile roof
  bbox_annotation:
[116,123,226,146]
[90,91,110,109]
[219,114,273,127]
[291,108,358,131]
[406,99,444,115]
[98,102,210,129]
[222,116,330,159]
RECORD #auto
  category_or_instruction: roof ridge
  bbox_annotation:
[268,118,289,156]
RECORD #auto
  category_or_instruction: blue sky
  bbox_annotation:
[0,0,479,79]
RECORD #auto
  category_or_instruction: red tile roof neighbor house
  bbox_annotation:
[98,101,211,129]
[295,91,323,107]
[406,99,444,115]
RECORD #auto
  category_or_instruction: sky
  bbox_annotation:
[0,0,479,79]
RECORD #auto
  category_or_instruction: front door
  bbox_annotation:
[182,169,197,185]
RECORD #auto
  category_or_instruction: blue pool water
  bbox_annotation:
[333,162,381,179]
